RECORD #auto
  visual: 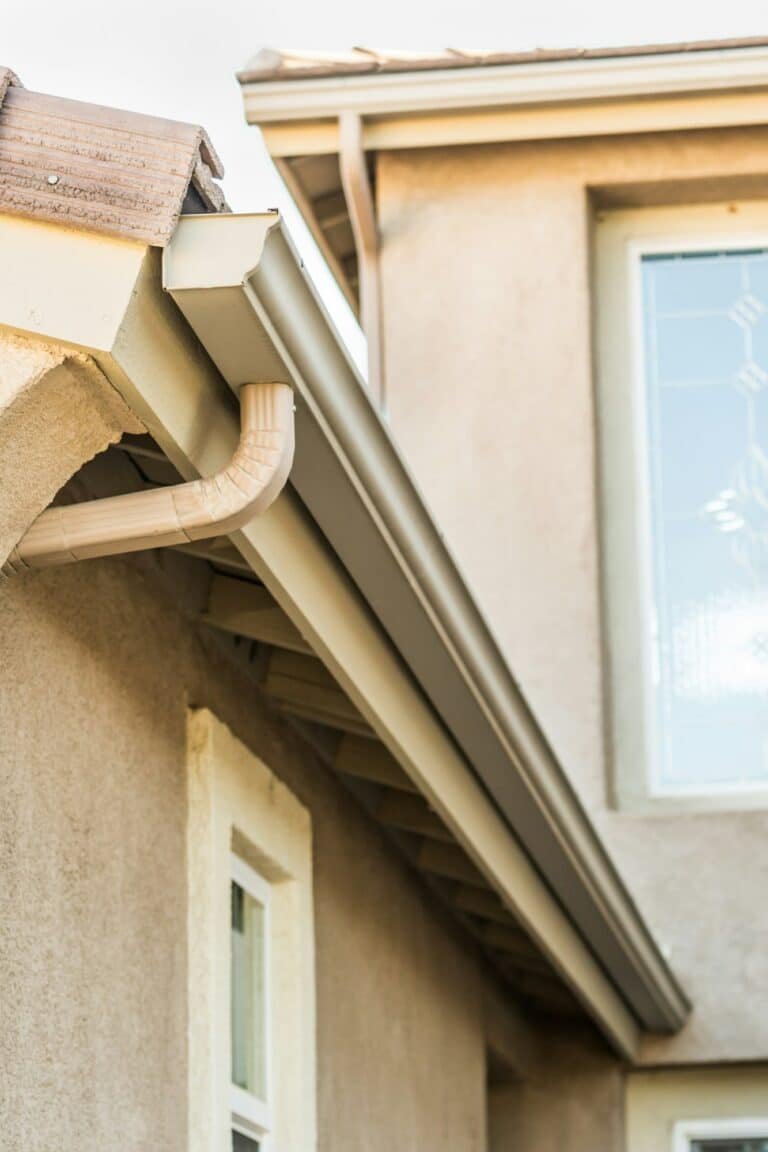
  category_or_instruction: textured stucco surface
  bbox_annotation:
[489,1023,624,1152]
[0,330,142,566]
[0,554,513,1150]
[378,126,768,1065]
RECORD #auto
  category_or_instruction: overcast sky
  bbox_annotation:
[5,0,768,368]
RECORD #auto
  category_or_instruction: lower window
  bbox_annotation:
[230,855,272,1147]
[187,708,316,1152]
[675,1119,768,1151]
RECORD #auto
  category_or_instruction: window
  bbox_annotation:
[596,202,768,804]
[186,708,316,1152]
[230,855,271,1147]
[674,1119,768,1151]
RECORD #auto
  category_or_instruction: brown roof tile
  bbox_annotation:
[0,74,226,246]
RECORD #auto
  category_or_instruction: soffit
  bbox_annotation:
[275,152,361,314]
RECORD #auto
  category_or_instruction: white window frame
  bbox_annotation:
[595,199,768,810]
[673,1116,768,1151]
[186,708,317,1152]
[230,853,273,1147]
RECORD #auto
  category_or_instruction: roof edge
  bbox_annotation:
[238,36,768,84]
[239,38,768,134]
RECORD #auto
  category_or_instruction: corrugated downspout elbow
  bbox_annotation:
[3,382,294,575]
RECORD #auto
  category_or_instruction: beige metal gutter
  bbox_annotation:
[2,381,293,575]
[160,211,689,1040]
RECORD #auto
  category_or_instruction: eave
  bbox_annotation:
[242,42,768,149]
[240,40,768,320]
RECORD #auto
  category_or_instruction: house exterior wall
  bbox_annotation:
[489,1023,624,1152]
[0,554,503,1152]
[378,125,768,1066]
[0,330,142,568]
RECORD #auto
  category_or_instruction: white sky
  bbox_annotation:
[5,0,768,369]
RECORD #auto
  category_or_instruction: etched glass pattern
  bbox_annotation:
[641,248,768,792]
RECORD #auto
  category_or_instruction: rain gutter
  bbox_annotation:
[162,210,690,1037]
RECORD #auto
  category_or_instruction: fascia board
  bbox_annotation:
[163,212,689,1035]
[241,44,768,124]
[0,213,148,354]
[258,88,768,158]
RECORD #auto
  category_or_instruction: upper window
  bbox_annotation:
[596,203,768,804]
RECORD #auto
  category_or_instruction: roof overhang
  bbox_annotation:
[0,208,689,1058]
[240,39,768,320]
[241,42,768,156]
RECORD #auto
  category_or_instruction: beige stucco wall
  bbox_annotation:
[0,331,142,568]
[490,1023,624,1152]
[378,125,768,1065]
[0,553,503,1150]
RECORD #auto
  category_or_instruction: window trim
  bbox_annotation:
[673,1116,768,1151]
[230,853,273,1145]
[186,707,317,1152]
[595,199,768,810]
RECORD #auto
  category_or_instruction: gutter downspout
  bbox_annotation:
[2,382,294,575]
[338,111,385,412]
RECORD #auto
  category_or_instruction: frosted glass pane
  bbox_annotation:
[231,880,267,1099]
[641,249,768,792]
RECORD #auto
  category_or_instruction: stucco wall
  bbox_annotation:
[0,331,142,568]
[489,1023,624,1152]
[0,554,498,1150]
[378,126,768,1065]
